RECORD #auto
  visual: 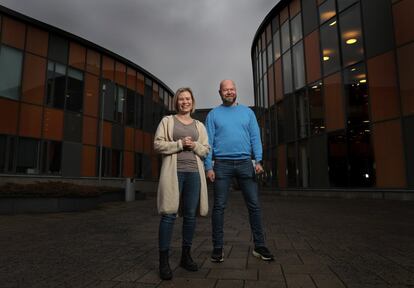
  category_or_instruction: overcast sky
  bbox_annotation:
[0,0,280,108]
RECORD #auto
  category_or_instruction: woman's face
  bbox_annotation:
[177,91,193,114]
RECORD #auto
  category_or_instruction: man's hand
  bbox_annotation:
[206,170,215,182]
[255,163,264,174]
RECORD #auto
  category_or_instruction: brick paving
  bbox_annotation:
[1,190,414,288]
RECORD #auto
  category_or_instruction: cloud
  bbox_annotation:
[0,0,279,108]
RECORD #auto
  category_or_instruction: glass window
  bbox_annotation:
[302,0,319,36]
[277,101,285,144]
[281,21,291,53]
[102,80,115,121]
[271,15,279,33]
[282,51,293,94]
[337,0,358,12]
[347,124,375,187]
[291,13,302,45]
[66,68,84,112]
[126,89,135,127]
[266,43,273,67]
[324,72,345,131]
[16,137,40,174]
[298,141,309,188]
[273,30,281,60]
[339,3,364,67]
[46,61,66,109]
[319,0,336,24]
[320,18,340,76]
[115,85,125,123]
[287,143,297,187]
[41,140,62,175]
[403,116,414,188]
[328,131,348,187]
[285,95,296,142]
[135,93,143,129]
[309,135,329,187]
[292,41,306,90]
[143,81,153,132]
[361,0,394,58]
[0,135,16,173]
[343,63,369,127]
[296,90,309,139]
[48,34,68,64]
[308,82,325,135]
[0,45,23,100]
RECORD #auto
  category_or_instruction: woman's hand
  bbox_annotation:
[182,136,195,150]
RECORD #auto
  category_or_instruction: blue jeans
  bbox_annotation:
[159,172,200,251]
[212,159,265,248]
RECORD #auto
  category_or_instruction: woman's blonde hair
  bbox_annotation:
[173,87,196,113]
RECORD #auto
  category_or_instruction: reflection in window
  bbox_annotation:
[273,30,281,60]
[319,0,336,24]
[296,90,309,139]
[339,3,364,67]
[0,45,23,100]
[320,18,340,76]
[66,68,83,112]
[292,41,306,90]
[344,63,369,127]
[328,131,348,187]
[17,138,40,174]
[41,140,62,174]
[102,80,115,121]
[337,0,358,12]
[47,61,66,109]
[282,51,293,94]
[308,83,325,135]
[281,21,291,53]
[261,49,266,76]
[291,13,303,45]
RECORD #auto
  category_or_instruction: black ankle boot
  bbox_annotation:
[180,246,198,271]
[159,250,172,280]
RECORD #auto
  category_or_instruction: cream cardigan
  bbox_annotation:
[154,115,210,216]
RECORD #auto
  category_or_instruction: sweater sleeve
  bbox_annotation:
[154,117,183,155]
[193,121,210,159]
[248,109,263,162]
[204,111,215,171]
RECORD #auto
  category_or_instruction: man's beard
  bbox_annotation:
[222,95,236,105]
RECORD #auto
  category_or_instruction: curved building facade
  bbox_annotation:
[0,5,174,181]
[252,0,414,195]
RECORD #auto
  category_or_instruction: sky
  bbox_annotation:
[0,0,280,108]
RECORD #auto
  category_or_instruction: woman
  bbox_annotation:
[154,87,209,280]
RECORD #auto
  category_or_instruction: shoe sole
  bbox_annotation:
[252,250,274,261]
[210,256,224,263]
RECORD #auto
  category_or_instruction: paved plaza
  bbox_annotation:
[1,189,414,288]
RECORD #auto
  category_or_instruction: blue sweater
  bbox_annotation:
[204,104,262,171]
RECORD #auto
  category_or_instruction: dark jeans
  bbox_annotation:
[159,171,200,251]
[212,159,265,248]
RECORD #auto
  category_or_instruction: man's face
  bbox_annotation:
[219,81,237,106]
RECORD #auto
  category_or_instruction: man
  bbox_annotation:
[205,79,274,262]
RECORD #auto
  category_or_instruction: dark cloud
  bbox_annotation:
[0,0,279,108]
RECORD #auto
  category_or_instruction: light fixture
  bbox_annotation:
[323,56,330,61]
[359,79,367,83]
[312,85,318,89]
[346,38,357,45]
[329,20,337,26]
[351,68,356,71]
